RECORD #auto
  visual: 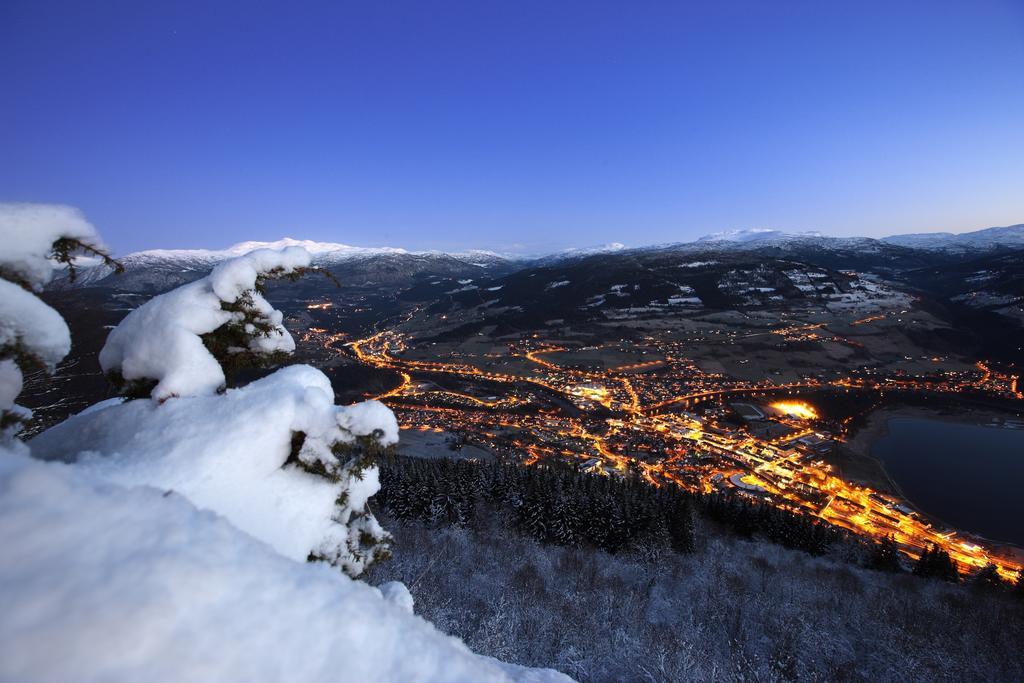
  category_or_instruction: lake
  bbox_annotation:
[870,417,1024,546]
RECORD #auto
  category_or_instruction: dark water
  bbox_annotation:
[871,417,1024,545]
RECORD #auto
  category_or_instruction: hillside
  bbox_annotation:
[367,456,1024,682]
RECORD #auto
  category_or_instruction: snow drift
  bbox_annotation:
[31,365,398,572]
[0,449,569,683]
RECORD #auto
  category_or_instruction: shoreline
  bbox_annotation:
[841,404,1024,555]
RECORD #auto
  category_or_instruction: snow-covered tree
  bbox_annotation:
[0,203,117,447]
[31,243,398,577]
[99,245,318,400]
[1,204,396,576]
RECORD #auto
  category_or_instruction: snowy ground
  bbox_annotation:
[397,428,497,462]
[372,518,1024,683]
[0,450,570,683]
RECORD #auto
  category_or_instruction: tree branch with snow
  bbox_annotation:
[0,203,115,445]
[36,244,400,577]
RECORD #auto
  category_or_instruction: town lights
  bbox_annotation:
[770,401,819,420]
[340,326,1022,579]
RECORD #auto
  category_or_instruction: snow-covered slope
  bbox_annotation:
[882,223,1024,252]
[657,224,1024,256]
[0,449,570,683]
[696,228,824,244]
[687,229,889,253]
[220,237,411,258]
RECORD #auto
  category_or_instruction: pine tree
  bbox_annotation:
[932,548,960,582]
[517,486,548,542]
[912,545,934,577]
[549,491,581,547]
[971,564,1005,591]
[913,544,959,582]
[868,536,902,573]
[665,496,695,553]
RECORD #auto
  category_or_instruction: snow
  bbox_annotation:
[0,360,28,437]
[0,281,73,437]
[335,398,400,446]
[882,223,1024,251]
[697,228,824,243]
[0,449,570,683]
[134,237,410,261]
[379,581,416,614]
[137,240,506,266]
[551,243,626,258]
[99,247,311,400]
[0,279,72,371]
[3,207,569,682]
[31,365,394,574]
[0,203,103,290]
[1,203,100,442]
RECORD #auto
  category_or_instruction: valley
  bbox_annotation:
[26,228,1024,581]
[303,304,1023,579]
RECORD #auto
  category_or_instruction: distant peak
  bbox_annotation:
[696,229,823,243]
[223,237,408,256]
[559,242,626,255]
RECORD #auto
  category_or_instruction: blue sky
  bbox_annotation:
[2,1,1023,255]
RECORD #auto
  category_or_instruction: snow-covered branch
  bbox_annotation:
[99,246,313,400]
[0,203,109,444]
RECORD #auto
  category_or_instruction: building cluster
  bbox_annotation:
[308,320,1024,580]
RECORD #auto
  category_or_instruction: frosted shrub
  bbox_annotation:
[0,204,116,445]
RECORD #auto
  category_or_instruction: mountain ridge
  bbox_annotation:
[52,223,1024,293]
[101,222,1024,261]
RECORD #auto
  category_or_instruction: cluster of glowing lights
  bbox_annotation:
[770,401,819,420]
[339,326,1024,578]
[571,384,610,401]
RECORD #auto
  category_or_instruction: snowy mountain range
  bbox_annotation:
[53,224,1024,293]
[56,238,516,292]
[696,228,826,244]
[881,223,1024,252]
[687,224,1024,253]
